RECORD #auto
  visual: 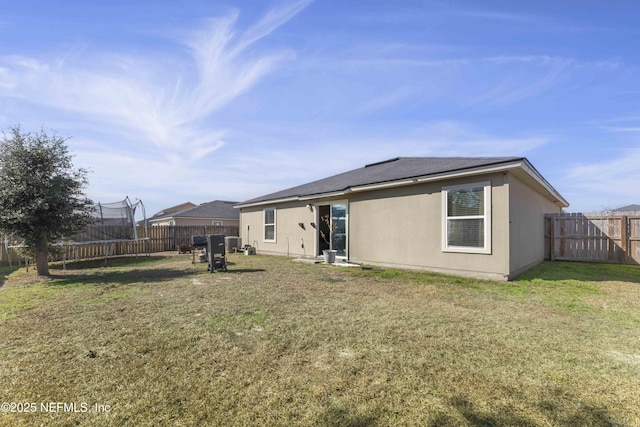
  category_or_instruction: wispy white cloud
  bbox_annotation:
[73,145,236,204]
[392,121,549,156]
[231,0,311,55]
[215,119,551,197]
[347,4,608,34]
[345,57,469,68]
[594,115,640,134]
[452,10,543,24]
[0,1,310,166]
[563,147,640,211]
[449,6,612,34]
[481,55,568,65]
[0,1,313,215]
[346,4,541,27]
[353,86,417,115]
[466,56,574,108]
[0,0,631,217]
[339,53,581,112]
[602,127,640,133]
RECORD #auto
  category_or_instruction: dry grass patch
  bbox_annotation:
[0,254,639,426]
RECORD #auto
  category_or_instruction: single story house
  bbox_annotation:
[148,202,197,223]
[148,200,239,227]
[612,204,640,212]
[235,157,569,280]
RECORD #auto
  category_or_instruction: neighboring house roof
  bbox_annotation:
[613,204,640,212]
[236,157,569,208]
[148,202,197,222]
[148,200,239,222]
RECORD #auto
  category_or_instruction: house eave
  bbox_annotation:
[517,159,569,208]
[236,160,569,209]
[352,160,569,207]
[148,216,239,223]
[299,191,349,201]
[234,197,301,209]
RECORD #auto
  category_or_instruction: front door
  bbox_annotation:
[317,202,348,258]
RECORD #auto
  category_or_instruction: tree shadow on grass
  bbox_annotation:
[0,265,11,288]
[427,397,532,426]
[1,257,177,288]
[538,397,622,427]
[518,261,640,284]
[428,394,622,427]
[50,255,169,270]
[46,267,202,287]
[202,268,267,274]
[187,260,266,274]
[318,405,378,427]
[46,261,266,287]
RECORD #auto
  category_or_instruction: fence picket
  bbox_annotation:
[1,225,240,265]
[545,213,639,265]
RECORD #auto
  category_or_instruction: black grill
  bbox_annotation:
[192,235,208,249]
[207,234,227,272]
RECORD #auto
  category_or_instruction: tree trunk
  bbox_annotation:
[35,235,50,276]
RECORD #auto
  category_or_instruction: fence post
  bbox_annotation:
[549,215,556,261]
[621,215,628,264]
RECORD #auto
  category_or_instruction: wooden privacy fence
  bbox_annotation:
[545,213,640,265]
[144,225,239,253]
[1,225,240,265]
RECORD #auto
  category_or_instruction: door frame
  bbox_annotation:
[315,200,349,259]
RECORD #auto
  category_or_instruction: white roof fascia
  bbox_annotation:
[298,191,349,201]
[351,160,569,207]
[149,215,237,222]
[234,197,300,209]
[148,216,175,222]
[350,161,525,193]
[236,160,569,209]
[236,191,349,209]
[178,216,237,220]
[519,159,570,207]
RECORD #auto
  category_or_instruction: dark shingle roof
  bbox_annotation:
[147,202,197,221]
[613,204,640,212]
[238,157,523,205]
[150,200,239,221]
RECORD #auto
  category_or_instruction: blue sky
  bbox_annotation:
[1,0,639,217]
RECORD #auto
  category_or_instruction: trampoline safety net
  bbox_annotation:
[3,197,149,267]
[68,197,146,243]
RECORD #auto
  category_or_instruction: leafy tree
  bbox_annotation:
[0,126,95,276]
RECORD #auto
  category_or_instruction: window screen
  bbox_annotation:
[443,183,490,253]
[264,208,276,241]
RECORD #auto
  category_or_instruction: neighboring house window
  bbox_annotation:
[212,221,223,226]
[442,181,491,254]
[169,221,175,226]
[264,208,276,242]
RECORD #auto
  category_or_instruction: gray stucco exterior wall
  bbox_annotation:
[347,172,510,280]
[240,170,564,280]
[507,173,562,278]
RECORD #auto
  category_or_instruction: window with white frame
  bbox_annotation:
[212,221,223,226]
[264,208,276,242]
[442,182,491,253]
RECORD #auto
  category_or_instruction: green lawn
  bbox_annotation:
[0,254,639,426]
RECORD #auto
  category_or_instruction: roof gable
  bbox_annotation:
[613,204,640,212]
[149,200,239,221]
[148,202,197,221]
